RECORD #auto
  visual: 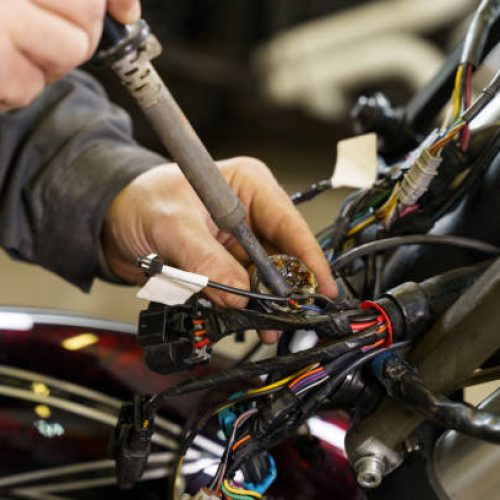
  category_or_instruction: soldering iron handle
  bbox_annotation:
[99,15,129,51]
[93,15,150,65]
[95,18,291,297]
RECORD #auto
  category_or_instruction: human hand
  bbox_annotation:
[0,0,141,110]
[103,157,338,342]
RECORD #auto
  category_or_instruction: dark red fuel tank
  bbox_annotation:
[0,307,359,499]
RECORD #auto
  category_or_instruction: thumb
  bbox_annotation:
[107,0,141,24]
[158,220,251,309]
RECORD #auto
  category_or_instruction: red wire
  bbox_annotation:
[350,320,378,331]
[359,301,393,347]
[194,338,210,349]
[461,63,474,151]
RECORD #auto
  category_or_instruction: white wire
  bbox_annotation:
[294,377,330,396]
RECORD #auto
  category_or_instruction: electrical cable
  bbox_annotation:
[462,68,500,123]
[432,132,500,221]
[233,341,264,366]
[463,366,500,387]
[375,354,500,444]
[210,409,258,491]
[332,234,500,270]
[461,0,500,67]
[208,281,337,306]
[145,327,385,415]
[207,281,290,302]
[227,341,413,475]
[290,179,332,204]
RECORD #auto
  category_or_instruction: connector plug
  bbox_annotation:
[111,396,153,489]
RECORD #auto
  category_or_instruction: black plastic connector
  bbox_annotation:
[111,396,153,489]
[240,453,270,486]
[373,262,488,341]
[138,303,216,374]
[260,389,300,431]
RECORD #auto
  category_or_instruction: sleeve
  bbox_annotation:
[0,70,166,291]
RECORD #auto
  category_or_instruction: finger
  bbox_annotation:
[154,214,251,309]
[259,330,281,344]
[226,158,337,297]
[0,34,46,109]
[107,0,141,24]
[9,2,91,79]
[222,233,279,267]
[259,209,338,297]
[31,0,106,58]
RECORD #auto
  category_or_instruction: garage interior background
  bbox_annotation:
[1,0,496,401]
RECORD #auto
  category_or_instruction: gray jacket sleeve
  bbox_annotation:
[0,70,166,291]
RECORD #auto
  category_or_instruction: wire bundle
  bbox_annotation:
[193,317,211,350]
[289,365,329,396]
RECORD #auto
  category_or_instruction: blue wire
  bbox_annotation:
[299,305,323,313]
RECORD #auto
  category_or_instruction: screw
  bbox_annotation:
[354,456,385,489]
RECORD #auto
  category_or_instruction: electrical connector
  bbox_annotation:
[111,396,153,489]
[138,303,214,374]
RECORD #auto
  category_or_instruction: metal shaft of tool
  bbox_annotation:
[111,40,291,296]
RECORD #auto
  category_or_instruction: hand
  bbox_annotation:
[103,157,338,342]
[0,0,141,110]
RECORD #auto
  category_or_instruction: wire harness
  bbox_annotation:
[373,353,500,444]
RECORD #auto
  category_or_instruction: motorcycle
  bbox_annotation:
[0,1,499,499]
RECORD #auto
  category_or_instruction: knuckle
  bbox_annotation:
[57,30,90,71]
[9,87,36,108]
[69,29,91,64]
[229,156,275,183]
[236,156,270,174]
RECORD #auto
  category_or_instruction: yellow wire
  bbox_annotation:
[452,64,464,118]
[247,363,317,395]
[223,479,262,498]
[213,364,319,415]
[346,215,376,237]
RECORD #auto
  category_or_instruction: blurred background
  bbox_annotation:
[2,0,490,397]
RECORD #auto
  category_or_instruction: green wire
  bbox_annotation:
[350,189,391,225]
[221,482,255,500]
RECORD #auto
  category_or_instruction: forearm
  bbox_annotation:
[0,70,164,291]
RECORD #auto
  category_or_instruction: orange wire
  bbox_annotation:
[429,122,466,154]
[289,367,324,388]
[363,324,388,349]
[195,330,207,337]
[232,434,252,452]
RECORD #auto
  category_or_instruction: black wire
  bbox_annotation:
[227,341,413,474]
[432,132,500,221]
[379,355,500,444]
[462,366,500,387]
[332,234,500,270]
[207,281,289,302]
[290,179,332,204]
[331,340,413,383]
[234,340,263,366]
[208,281,338,306]
[145,328,383,415]
[167,384,284,499]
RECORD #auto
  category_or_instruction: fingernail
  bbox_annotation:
[123,2,141,24]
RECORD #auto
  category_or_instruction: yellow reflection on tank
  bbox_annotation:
[62,333,99,351]
[34,404,52,419]
[31,381,50,397]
